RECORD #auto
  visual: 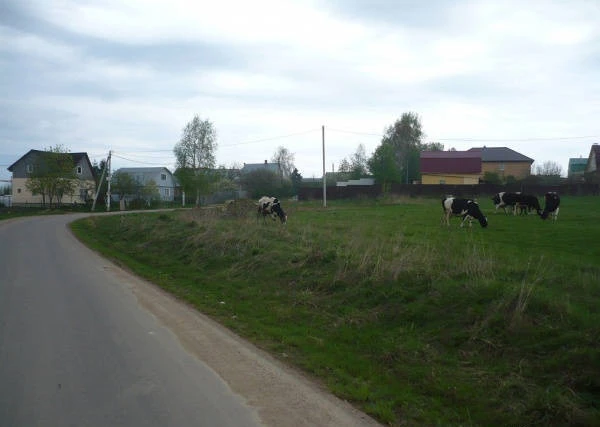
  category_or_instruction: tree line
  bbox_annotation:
[23,112,565,208]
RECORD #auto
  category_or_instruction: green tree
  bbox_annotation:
[483,172,502,185]
[111,171,137,201]
[173,115,217,206]
[422,142,444,151]
[290,168,303,195]
[241,169,291,199]
[25,145,77,207]
[140,179,160,205]
[368,142,401,192]
[338,158,351,173]
[381,112,424,184]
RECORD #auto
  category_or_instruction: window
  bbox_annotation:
[499,163,505,171]
[161,173,167,181]
[17,188,21,193]
[164,188,170,197]
[26,164,33,173]
[439,179,446,184]
[76,166,82,174]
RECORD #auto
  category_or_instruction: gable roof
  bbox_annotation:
[468,147,534,163]
[420,150,482,174]
[241,161,280,174]
[115,167,172,175]
[8,149,96,179]
[586,144,600,171]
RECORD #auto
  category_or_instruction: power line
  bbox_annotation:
[329,127,599,143]
[434,135,599,142]
[328,128,383,137]
[220,128,320,147]
[111,153,171,166]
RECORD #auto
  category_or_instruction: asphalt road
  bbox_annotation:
[0,214,261,427]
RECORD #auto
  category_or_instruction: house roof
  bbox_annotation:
[587,144,600,171]
[8,149,96,178]
[241,161,280,174]
[468,147,534,163]
[116,167,172,175]
[420,150,482,174]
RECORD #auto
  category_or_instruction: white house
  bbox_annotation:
[114,167,177,202]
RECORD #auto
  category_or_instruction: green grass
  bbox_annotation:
[70,196,600,426]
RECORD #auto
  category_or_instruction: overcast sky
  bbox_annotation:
[1,0,599,182]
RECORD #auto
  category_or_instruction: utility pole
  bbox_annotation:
[106,150,112,212]
[91,150,111,212]
[322,125,326,208]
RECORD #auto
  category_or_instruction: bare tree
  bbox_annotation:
[350,144,369,178]
[535,161,562,177]
[271,146,295,178]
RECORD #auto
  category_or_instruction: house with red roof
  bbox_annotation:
[420,146,534,185]
[420,150,482,184]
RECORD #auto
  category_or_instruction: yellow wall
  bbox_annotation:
[482,162,531,180]
[421,174,480,185]
[11,177,96,205]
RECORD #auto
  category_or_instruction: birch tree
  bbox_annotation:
[173,115,217,206]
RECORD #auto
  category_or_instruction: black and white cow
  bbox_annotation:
[540,192,560,221]
[257,196,287,223]
[442,197,488,228]
[514,194,542,216]
[491,191,520,214]
[492,192,540,215]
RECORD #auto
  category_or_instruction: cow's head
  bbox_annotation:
[272,203,287,224]
[468,201,488,228]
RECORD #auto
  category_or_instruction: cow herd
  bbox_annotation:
[257,191,561,229]
[442,191,561,228]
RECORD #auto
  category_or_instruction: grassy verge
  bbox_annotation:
[70,196,600,426]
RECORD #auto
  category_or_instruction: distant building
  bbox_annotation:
[7,149,96,206]
[468,146,533,180]
[240,160,281,176]
[584,144,600,183]
[114,167,177,201]
[420,150,482,185]
[568,157,587,181]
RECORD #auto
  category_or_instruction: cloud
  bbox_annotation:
[1,0,599,181]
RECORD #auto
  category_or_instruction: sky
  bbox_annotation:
[1,0,599,183]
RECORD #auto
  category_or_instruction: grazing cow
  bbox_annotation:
[492,192,540,215]
[257,196,287,223]
[491,191,520,214]
[514,194,542,216]
[540,192,560,221]
[442,197,488,228]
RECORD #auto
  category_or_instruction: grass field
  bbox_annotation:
[70,195,600,426]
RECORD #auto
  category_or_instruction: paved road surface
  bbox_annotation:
[0,214,381,427]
